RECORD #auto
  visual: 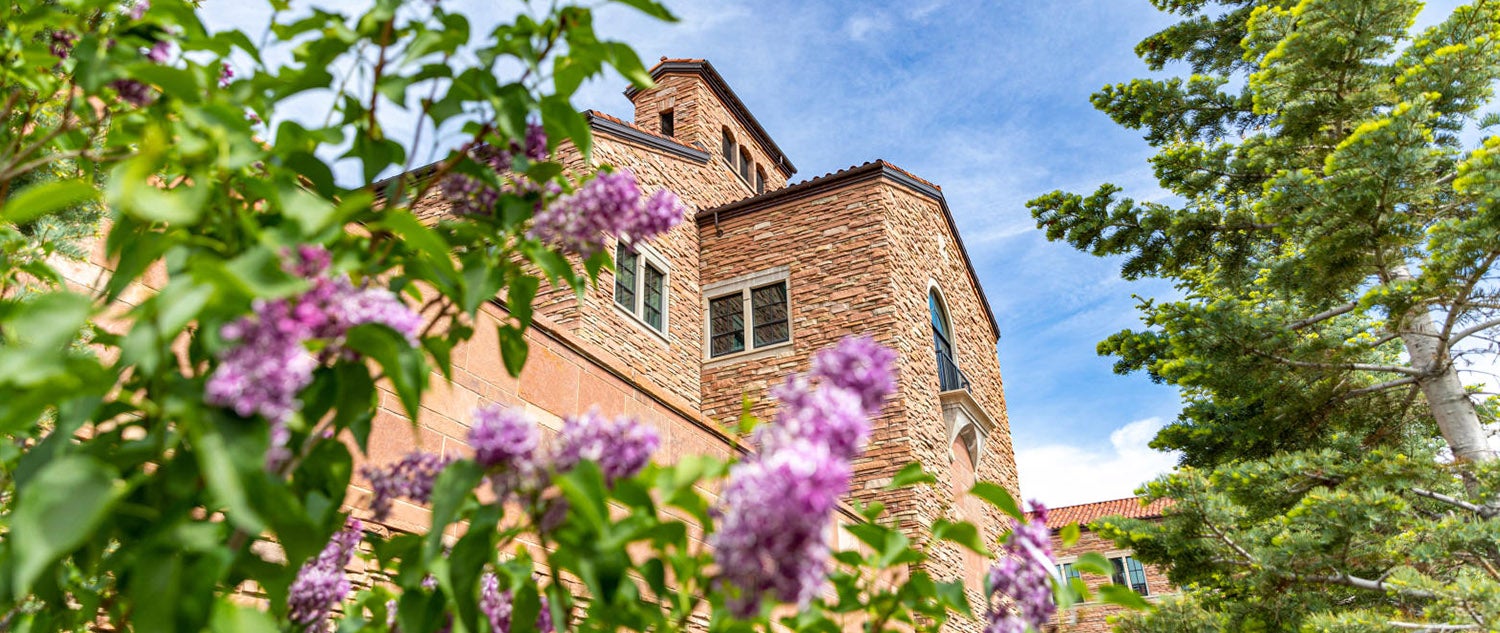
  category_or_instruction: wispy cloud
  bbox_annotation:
[1016,417,1179,508]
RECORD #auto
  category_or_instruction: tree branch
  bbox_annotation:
[1251,350,1426,376]
[1286,301,1359,331]
[1409,487,1497,519]
[1293,572,1438,600]
[1388,622,1477,631]
[1344,377,1417,398]
[1449,318,1500,348]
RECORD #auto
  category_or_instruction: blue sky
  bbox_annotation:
[204,0,1474,507]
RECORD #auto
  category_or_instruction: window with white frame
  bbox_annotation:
[613,243,668,334]
[1109,555,1150,596]
[705,267,790,358]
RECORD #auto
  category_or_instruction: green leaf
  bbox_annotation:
[210,600,278,633]
[541,94,591,161]
[498,324,529,378]
[424,459,483,559]
[1060,522,1081,547]
[935,580,973,617]
[970,481,1024,520]
[886,462,937,489]
[610,0,676,21]
[932,519,990,556]
[1098,584,1153,611]
[11,455,125,594]
[0,179,97,225]
[191,419,267,534]
[344,323,428,423]
[1074,552,1113,576]
[556,460,610,532]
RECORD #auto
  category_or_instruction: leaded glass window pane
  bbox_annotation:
[751,282,788,347]
[614,244,637,311]
[709,295,744,357]
[643,263,665,331]
[1126,557,1149,595]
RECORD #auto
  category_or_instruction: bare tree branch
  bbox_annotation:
[1409,487,1498,519]
[1287,301,1360,331]
[1449,318,1500,348]
[1345,377,1418,398]
[1293,572,1438,600]
[1387,622,1477,631]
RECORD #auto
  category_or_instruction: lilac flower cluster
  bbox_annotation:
[145,40,171,63]
[469,404,539,470]
[553,409,660,484]
[528,169,686,254]
[288,518,364,631]
[50,31,77,59]
[205,245,420,467]
[710,335,895,617]
[984,504,1056,633]
[440,123,550,216]
[129,0,149,20]
[219,63,234,87]
[479,574,556,633]
[110,79,153,107]
[361,451,451,522]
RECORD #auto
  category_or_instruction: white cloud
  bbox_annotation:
[1015,417,1179,508]
[844,13,893,42]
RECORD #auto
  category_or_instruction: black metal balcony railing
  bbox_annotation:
[936,348,970,392]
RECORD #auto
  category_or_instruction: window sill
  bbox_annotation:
[611,301,671,346]
[704,340,794,367]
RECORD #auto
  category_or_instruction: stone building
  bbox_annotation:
[1042,498,1175,633]
[375,55,1019,602]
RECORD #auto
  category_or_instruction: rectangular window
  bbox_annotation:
[614,244,637,311]
[612,243,667,335]
[705,268,791,359]
[1110,556,1150,596]
[659,110,674,137]
[709,295,744,356]
[755,167,766,194]
[643,263,665,330]
[751,282,789,347]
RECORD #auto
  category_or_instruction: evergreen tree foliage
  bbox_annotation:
[1029,0,1500,629]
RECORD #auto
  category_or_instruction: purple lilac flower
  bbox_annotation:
[523,122,547,161]
[361,451,450,522]
[145,40,171,63]
[536,596,554,633]
[469,405,538,470]
[984,503,1056,633]
[480,573,514,633]
[441,173,501,216]
[330,285,423,346]
[50,31,77,59]
[625,189,686,242]
[809,335,897,415]
[219,63,233,87]
[710,336,896,617]
[129,0,149,20]
[710,441,851,617]
[288,518,364,631]
[552,409,659,484]
[758,377,868,461]
[529,171,640,253]
[110,79,153,107]
[205,298,318,424]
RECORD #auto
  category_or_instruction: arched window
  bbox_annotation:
[930,288,967,390]
[721,128,735,167]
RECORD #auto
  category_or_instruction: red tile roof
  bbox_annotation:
[1036,497,1173,529]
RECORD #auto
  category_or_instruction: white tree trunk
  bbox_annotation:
[1397,305,1496,463]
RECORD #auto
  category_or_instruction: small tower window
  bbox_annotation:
[755,167,766,194]
[659,110,674,137]
[739,148,752,181]
[721,129,735,167]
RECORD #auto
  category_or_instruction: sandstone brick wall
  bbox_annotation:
[629,71,791,193]
[1046,528,1173,633]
